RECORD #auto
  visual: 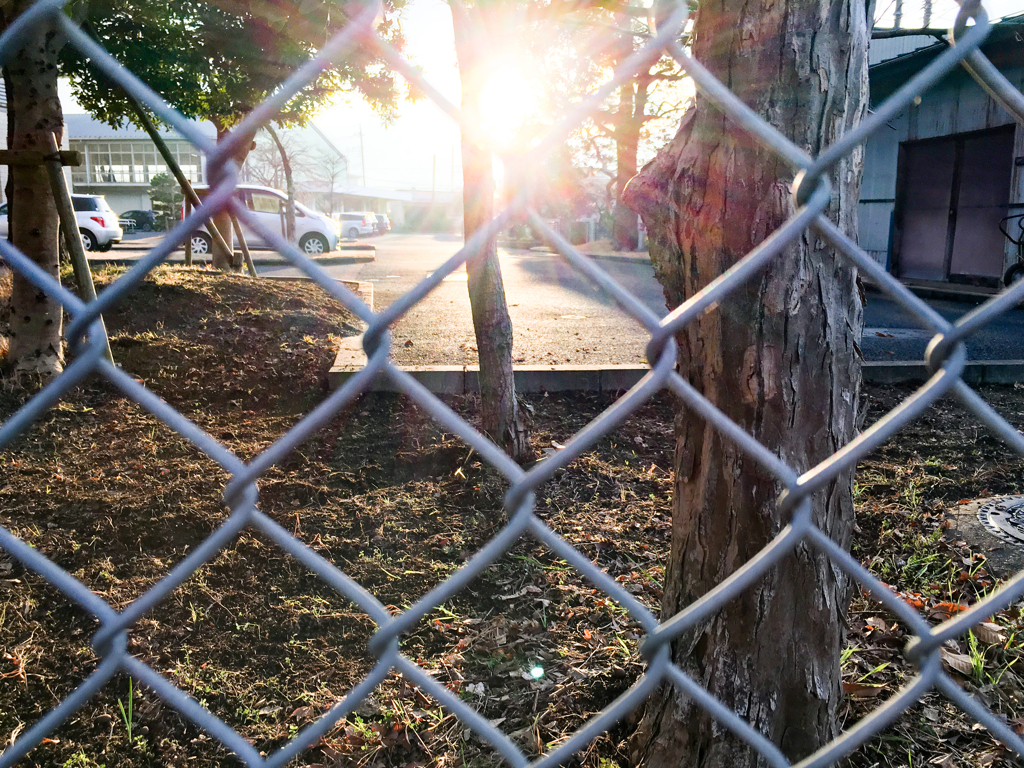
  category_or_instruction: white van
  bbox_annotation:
[185,184,340,255]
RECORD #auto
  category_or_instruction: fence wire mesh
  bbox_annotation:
[2,0,1024,765]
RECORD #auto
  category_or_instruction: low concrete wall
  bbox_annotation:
[330,339,1024,394]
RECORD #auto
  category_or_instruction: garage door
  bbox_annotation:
[895,125,1014,284]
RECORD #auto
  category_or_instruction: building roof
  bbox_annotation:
[64,113,217,141]
[869,34,944,67]
[870,13,1024,72]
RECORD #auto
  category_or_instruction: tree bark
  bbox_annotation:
[265,124,296,241]
[208,120,256,272]
[623,0,868,763]
[2,2,64,375]
[451,2,532,465]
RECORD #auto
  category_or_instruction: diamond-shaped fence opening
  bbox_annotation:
[4,0,1024,765]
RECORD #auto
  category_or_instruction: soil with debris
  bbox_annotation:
[0,266,1022,768]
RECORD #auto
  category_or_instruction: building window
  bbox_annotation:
[70,139,204,186]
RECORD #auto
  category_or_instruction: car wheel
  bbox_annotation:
[141,223,153,232]
[346,227,358,239]
[190,232,212,255]
[300,233,329,255]
[97,242,113,252]
[1005,263,1024,288]
[79,229,96,251]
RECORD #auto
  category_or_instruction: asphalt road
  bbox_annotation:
[251,233,1024,365]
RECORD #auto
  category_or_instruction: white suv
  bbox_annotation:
[0,194,124,251]
[186,185,340,255]
[336,212,377,239]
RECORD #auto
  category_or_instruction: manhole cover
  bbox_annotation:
[978,496,1024,546]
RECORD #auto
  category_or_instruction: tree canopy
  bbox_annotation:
[60,0,406,131]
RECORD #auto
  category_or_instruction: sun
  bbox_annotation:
[478,64,539,151]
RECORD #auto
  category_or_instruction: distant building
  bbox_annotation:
[860,18,1024,287]
[66,113,214,213]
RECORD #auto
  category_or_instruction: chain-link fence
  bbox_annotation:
[2,0,1024,765]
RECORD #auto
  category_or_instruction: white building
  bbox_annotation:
[65,113,214,214]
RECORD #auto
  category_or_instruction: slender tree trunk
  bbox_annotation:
[624,0,868,763]
[612,81,639,251]
[451,2,532,464]
[2,2,64,375]
[611,15,639,252]
[265,124,296,241]
[209,120,255,272]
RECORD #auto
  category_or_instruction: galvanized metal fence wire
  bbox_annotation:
[2,0,1024,765]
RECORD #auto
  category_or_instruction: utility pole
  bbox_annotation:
[359,125,367,187]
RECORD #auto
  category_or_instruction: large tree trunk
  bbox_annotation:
[2,1,64,375]
[265,124,296,241]
[451,3,532,464]
[624,0,868,763]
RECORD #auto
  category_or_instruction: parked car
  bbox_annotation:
[336,212,376,239]
[0,194,123,251]
[73,195,124,251]
[121,209,157,232]
[375,214,392,233]
[184,184,340,255]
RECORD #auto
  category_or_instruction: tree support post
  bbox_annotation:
[184,197,192,267]
[230,214,258,277]
[121,91,242,270]
[41,134,114,365]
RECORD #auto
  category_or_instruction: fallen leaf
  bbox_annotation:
[842,681,886,699]
[928,755,955,767]
[931,602,969,619]
[940,648,975,676]
[973,622,1006,646]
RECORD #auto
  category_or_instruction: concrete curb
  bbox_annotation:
[330,341,1024,392]
[525,246,651,266]
[88,250,375,269]
[863,278,999,306]
[862,359,1024,384]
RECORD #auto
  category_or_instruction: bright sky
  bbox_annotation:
[314,0,464,192]
[874,0,1024,28]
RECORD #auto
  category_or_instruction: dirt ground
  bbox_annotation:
[1,266,1023,768]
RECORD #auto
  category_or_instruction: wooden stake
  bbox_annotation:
[123,92,235,266]
[230,214,257,278]
[184,196,192,267]
[43,133,113,364]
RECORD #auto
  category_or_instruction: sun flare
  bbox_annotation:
[478,65,539,150]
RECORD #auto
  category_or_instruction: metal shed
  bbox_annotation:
[859,18,1024,288]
